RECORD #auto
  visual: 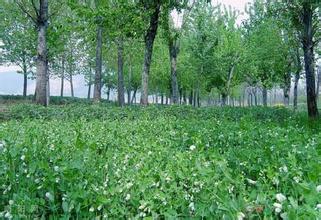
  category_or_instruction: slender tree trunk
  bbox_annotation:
[169,39,179,104]
[197,89,201,108]
[87,67,92,100]
[140,3,161,105]
[262,87,267,107]
[293,70,300,110]
[193,89,196,107]
[316,66,320,100]
[161,94,164,105]
[283,88,290,106]
[302,3,318,118]
[60,57,65,97]
[70,73,74,98]
[221,93,227,106]
[35,0,49,106]
[94,22,103,102]
[117,38,125,107]
[283,71,291,106]
[106,87,110,101]
[127,55,132,105]
[253,88,258,106]
[131,89,137,104]
[189,90,193,105]
[87,84,91,100]
[22,57,28,97]
[183,90,186,104]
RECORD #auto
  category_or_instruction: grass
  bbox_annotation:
[0,102,320,219]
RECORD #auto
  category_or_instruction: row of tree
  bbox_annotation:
[0,0,320,118]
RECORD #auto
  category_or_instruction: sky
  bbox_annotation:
[0,0,252,97]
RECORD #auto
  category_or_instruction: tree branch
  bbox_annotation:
[15,1,37,24]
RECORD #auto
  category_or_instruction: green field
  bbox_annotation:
[0,103,321,219]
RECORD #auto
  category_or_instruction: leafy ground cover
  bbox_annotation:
[0,104,321,219]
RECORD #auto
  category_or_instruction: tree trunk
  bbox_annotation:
[283,71,291,106]
[302,3,318,118]
[127,54,133,105]
[262,87,267,107]
[293,70,300,110]
[169,39,179,104]
[60,57,65,97]
[87,84,91,100]
[35,0,49,106]
[131,89,137,104]
[283,88,290,106]
[253,88,258,106]
[140,3,161,105]
[117,38,125,107]
[316,66,320,100]
[189,90,193,105]
[193,89,196,107]
[22,57,28,97]
[161,94,164,105]
[87,67,92,100]
[221,93,227,106]
[106,87,110,101]
[70,73,74,98]
[93,22,103,102]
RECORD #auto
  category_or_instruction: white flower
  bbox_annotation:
[125,194,131,201]
[20,155,25,161]
[89,206,95,212]
[316,185,321,193]
[97,205,103,211]
[190,145,196,151]
[4,212,12,219]
[275,207,282,213]
[246,178,257,185]
[9,200,14,205]
[273,203,282,209]
[293,176,300,183]
[54,166,59,172]
[126,182,133,189]
[276,193,286,203]
[272,177,280,186]
[45,192,53,201]
[273,203,283,213]
[188,202,195,212]
[139,202,147,210]
[280,212,288,219]
[55,177,60,183]
[237,212,245,220]
[316,204,321,210]
[279,165,288,173]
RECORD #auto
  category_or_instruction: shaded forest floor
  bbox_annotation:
[0,98,321,219]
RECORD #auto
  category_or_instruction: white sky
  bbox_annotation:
[215,0,252,24]
[171,0,252,28]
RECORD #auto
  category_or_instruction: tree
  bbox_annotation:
[14,0,52,106]
[0,1,36,97]
[278,0,321,118]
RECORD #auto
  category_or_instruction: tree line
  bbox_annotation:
[0,0,320,118]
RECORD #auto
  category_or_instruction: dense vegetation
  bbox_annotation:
[0,103,321,219]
